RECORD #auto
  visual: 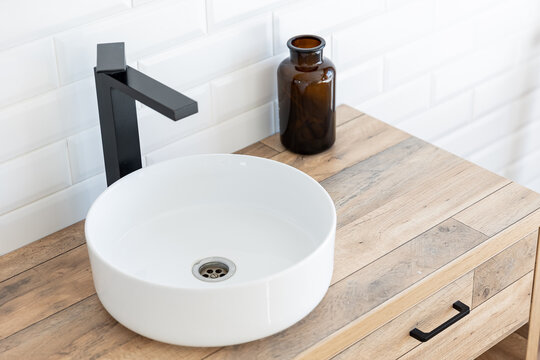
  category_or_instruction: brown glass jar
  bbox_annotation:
[277,35,336,155]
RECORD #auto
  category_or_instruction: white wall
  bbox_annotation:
[1,0,539,254]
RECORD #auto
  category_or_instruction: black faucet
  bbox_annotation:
[94,42,198,186]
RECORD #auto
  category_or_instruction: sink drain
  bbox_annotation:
[192,257,236,282]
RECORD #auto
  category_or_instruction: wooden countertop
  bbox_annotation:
[2,105,540,359]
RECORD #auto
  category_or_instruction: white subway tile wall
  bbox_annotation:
[138,83,214,154]
[0,39,59,107]
[67,126,105,184]
[359,75,432,122]
[332,0,434,70]
[384,20,475,88]
[397,91,473,141]
[138,15,273,91]
[0,141,72,215]
[337,58,384,105]
[432,40,519,102]
[0,0,539,254]
[54,0,206,84]
[146,102,275,164]
[0,77,98,163]
[0,0,131,51]
[0,173,106,254]
[273,0,384,54]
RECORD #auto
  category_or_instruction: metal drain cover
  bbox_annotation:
[192,257,236,282]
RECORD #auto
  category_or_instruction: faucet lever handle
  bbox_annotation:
[96,42,127,74]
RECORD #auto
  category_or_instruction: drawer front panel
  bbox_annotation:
[399,271,533,360]
[472,230,537,308]
[332,272,474,360]
[333,231,537,360]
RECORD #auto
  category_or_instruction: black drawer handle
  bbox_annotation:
[409,301,470,342]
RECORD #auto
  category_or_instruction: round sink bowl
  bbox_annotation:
[85,154,336,347]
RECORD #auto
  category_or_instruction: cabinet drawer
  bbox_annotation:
[333,231,537,360]
[333,273,474,360]
[399,271,532,360]
[472,230,537,308]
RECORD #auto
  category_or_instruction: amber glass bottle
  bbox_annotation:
[277,35,336,155]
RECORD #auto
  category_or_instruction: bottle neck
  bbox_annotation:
[287,35,326,67]
[289,49,323,66]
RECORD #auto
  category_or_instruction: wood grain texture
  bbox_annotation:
[399,272,533,360]
[0,245,94,340]
[333,272,474,360]
[205,219,487,360]
[526,229,540,360]
[0,104,538,359]
[99,336,219,360]
[297,209,540,360]
[0,221,85,282]
[332,158,508,284]
[321,137,463,230]
[473,231,537,308]
[334,104,364,126]
[233,142,279,158]
[476,332,528,360]
[271,114,410,182]
[259,134,284,153]
[455,182,540,237]
[0,294,217,360]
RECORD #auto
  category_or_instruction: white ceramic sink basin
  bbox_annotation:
[85,154,336,347]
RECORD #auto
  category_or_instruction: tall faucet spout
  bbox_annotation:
[94,42,198,186]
